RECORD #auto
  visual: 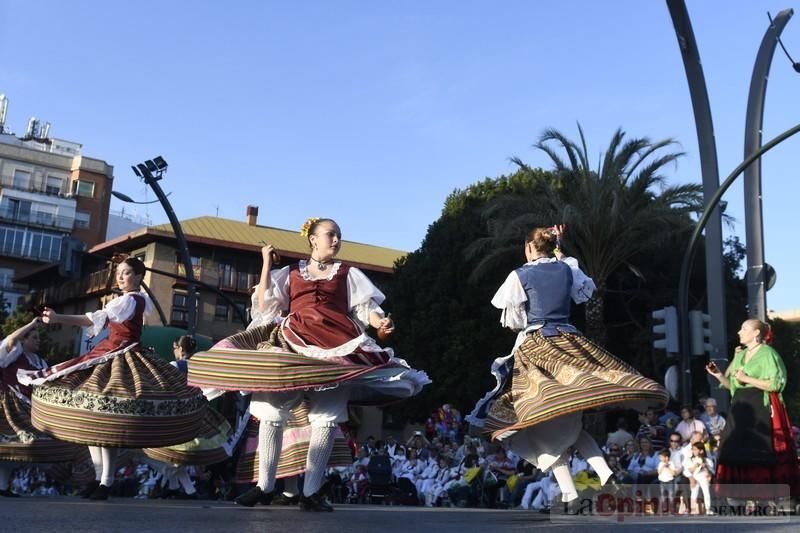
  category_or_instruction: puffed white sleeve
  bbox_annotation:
[561,256,596,304]
[491,271,527,331]
[0,338,23,368]
[84,293,137,337]
[249,266,291,328]
[347,267,386,329]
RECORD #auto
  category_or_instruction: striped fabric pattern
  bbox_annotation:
[188,324,392,393]
[0,390,80,463]
[486,331,668,440]
[30,349,207,448]
[235,401,353,482]
[143,406,236,466]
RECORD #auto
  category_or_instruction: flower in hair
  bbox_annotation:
[300,217,320,237]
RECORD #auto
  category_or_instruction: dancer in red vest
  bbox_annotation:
[19,257,206,500]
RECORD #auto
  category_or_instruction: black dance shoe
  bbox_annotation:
[0,489,20,498]
[79,480,100,499]
[299,492,334,512]
[235,486,273,507]
[272,493,299,506]
[89,484,111,501]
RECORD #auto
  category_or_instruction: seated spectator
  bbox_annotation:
[385,435,401,458]
[606,455,626,483]
[508,459,538,508]
[406,433,431,461]
[619,440,638,470]
[627,437,659,486]
[675,406,706,444]
[398,449,423,482]
[361,436,377,457]
[659,405,681,430]
[421,456,457,506]
[345,464,367,503]
[635,409,667,451]
[699,398,726,438]
[606,417,634,450]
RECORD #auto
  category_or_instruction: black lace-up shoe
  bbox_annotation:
[79,480,100,499]
[235,486,273,507]
[299,492,334,512]
[89,484,110,501]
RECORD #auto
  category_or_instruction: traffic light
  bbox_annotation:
[652,306,679,353]
[689,310,712,356]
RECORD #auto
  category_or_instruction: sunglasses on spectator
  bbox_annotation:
[670,439,681,443]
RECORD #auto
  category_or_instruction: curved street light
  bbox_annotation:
[111,190,171,205]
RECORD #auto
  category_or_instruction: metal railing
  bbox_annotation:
[0,205,74,229]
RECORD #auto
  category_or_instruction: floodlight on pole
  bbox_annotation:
[131,156,197,336]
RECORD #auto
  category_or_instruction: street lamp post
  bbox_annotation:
[129,157,198,337]
[743,8,794,322]
[666,0,729,406]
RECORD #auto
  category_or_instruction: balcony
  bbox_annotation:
[36,268,113,306]
[0,175,69,199]
[0,205,74,230]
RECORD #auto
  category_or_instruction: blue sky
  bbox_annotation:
[1,1,799,311]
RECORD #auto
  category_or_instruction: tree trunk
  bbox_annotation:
[584,284,608,346]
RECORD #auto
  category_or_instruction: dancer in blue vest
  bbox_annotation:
[469,226,668,506]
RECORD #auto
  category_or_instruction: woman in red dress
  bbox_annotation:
[1,317,81,496]
[18,257,206,500]
[189,218,429,511]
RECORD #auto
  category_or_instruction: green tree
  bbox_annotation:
[388,170,553,422]
[468,125,704,346]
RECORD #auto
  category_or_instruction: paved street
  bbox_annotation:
[2,498,800,533]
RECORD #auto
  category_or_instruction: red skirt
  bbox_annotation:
[715,391,800,499]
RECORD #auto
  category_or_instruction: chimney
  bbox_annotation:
[246,205,258,226]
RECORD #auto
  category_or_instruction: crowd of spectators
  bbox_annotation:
[4,398,800,513]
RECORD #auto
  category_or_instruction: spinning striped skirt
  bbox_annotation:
[143,405,239,466]
[484,331,668,441]
[235,401,353,482]
[188,325,429,404]
[30,349,207,448]
[0,389,81,463]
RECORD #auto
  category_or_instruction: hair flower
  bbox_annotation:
[300,217,320,237]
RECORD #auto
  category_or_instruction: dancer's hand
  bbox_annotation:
[376,316,394,334]
[734,369,749,384]
[40,307,58,324]
[704,361,721,378]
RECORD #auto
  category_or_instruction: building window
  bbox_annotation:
[233,302,247,324]
[32,204,56,226]
[12,170,31,190]
[46,176,64,195]
[0,225,61,261]
[72,179,95,198]
[75,211,91,229]
[176,255,201,279]
[134,252,146,263]
[0,267,13,289]
[171,292,188,324]
[214,298,229,322]
[236,271,251,291]
[219,263,236,289]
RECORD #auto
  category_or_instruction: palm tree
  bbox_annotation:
[468,125,703,345]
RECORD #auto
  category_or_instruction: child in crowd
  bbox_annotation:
[686,442,714,515]
[657,448,679,504]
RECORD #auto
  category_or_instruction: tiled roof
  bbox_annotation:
[143,216,406,270]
